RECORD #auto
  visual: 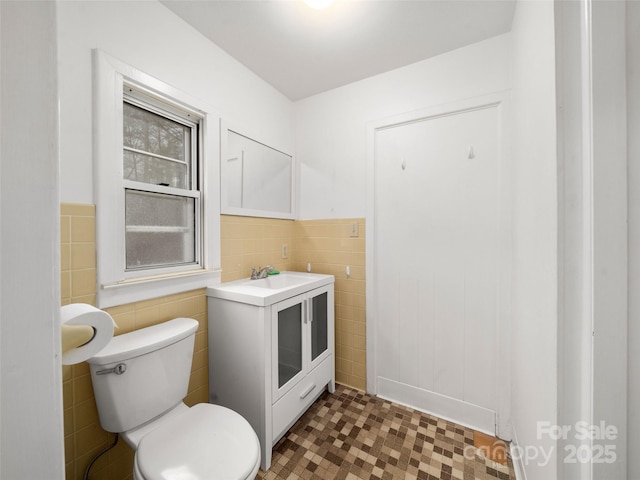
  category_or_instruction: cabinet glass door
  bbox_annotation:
[308,286,333,371]
[277,302,303,389]
[310,292,328,362]
[272,284,333,401]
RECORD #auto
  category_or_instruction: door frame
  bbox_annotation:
[365,91,513,438]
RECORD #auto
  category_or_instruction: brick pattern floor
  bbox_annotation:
[257,385,515,480]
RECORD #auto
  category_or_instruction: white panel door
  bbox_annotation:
[374,104,500,431]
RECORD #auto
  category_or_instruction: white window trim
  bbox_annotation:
[93,50,221,308]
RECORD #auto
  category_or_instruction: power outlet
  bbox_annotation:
[281,243,289,259]
[349,222,359,237]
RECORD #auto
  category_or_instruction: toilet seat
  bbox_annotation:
[134,403,261,480]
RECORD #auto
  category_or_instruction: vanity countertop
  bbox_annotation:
[206,271,334,306]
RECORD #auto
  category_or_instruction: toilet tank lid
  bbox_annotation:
[87,317,198,366]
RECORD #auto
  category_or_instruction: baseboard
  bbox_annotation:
[376,376,496,435]
[510,425,527,480]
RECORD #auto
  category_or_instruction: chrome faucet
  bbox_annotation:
[251,265,273,280]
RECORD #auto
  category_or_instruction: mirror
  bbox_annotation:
[221,126,295,219]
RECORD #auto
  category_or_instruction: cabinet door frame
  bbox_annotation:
[271,294,307,400]
[307,284,334,373]
[271,285,335,402]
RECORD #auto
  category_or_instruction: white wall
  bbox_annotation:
[627,2,640,478]
[58,0,295,205]
[0,1,64,478]
[510,1,558,479]
[295,33,511,219]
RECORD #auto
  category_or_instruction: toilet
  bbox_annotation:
[87,317,260,480]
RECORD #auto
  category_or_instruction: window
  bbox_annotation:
[94,51,220,308]
[123,92,200,272]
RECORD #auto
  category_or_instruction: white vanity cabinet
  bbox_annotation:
[206,272,335,471]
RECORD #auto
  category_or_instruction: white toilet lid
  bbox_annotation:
[136,403,260,480]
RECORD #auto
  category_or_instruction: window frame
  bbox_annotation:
[122,89,201,275]
[93,50,221,308]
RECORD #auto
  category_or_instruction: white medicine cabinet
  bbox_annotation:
[220,122,295,219]
[206,273,334,471]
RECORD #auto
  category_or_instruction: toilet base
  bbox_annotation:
[134,452,260,480]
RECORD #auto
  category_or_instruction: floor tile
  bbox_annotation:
[257,385,516,479]
[473,431,509,466]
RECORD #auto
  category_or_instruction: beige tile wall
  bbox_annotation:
[61,204,208,480]
[291,219,367,391]
[220,215,295,282]
[61,203,97,306]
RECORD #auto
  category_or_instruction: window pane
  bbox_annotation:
[125,190,196,269]
[123,102,190,161]
[124,150,187,188]
[278,303,302,388]
[311,292,328,361]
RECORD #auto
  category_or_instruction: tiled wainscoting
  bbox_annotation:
[61,207,366,479]
[61,204,208,480]
[292,219,366,391]
[220,215,295,282]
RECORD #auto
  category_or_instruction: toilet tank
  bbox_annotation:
[87,317,199,433]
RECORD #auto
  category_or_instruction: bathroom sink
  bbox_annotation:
[206,271,334,306]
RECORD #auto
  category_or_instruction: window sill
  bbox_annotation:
[97,268,222,308]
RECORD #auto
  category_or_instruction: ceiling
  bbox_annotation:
[161,0,516,101]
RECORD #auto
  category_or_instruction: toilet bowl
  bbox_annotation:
[133,404,260,480]
[87,318,260,480]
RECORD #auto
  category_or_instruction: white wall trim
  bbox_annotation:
[510,426,528,480]
[377,377,496,435]
[625,2,640,479]
[589,0,628,475]
[555,2,629,478]
[92,50,222,308]
[365,120,377,395]
[365,91,512,437]
[580,9,595,468]
[555,1,596,479]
